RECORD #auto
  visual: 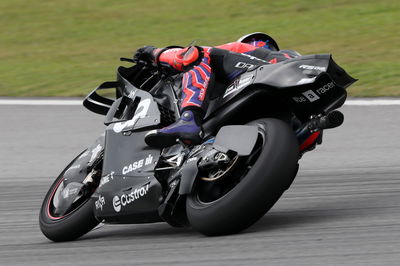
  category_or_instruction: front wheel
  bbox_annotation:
[186,118,299,236]
[39,151,100,242]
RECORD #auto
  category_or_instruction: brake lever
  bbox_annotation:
[120,58,150,67]
[120,57,135,63]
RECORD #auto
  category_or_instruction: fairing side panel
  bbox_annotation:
[93,88,163,224]
[93,129,163,223]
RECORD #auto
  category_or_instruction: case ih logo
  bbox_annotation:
[112,182,150,213]
[122,154,153,175]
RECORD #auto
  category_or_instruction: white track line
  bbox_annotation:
[345,100,400,106]
[0,99,399,106]
[0,99,82,105]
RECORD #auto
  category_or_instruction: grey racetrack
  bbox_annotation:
[1,103,399,266]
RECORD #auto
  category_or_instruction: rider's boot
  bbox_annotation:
[145,109,203,148]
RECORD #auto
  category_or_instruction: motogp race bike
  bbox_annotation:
[39,53,356,241]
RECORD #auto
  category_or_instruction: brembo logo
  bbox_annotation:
[112,182,150,213]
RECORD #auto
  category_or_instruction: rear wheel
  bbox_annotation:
[186,118,299,236]
[39,152,101,242]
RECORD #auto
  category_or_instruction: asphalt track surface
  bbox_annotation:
[1,103,399,265]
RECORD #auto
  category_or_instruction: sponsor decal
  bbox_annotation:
[240,53,269,63]
[112,182,150,213]
[95,195,105,211]
[296,77,316,85]
[316,81,335,95]
[187,157,198,162]
[299,65,326,72]
[113,98,151,133]
[128,89,137,99]
[78,150,90,160]
[292,96,308,103]
[89,144,102,163]
[223,75,253,98]
[293,81,335,104]
[235,62,255,69]
[99,171,115,188]
[112,196,121,212]
[224,80,239,98]
[62,187,79,199]
[64,164,81,174]
[302,90,320,102]
[122,154,153,175]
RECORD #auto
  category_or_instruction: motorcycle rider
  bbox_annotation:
[134,32,301,148]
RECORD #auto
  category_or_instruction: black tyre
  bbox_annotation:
[39,152,100,242]
[186,118,299,236]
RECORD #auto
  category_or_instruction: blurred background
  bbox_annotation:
[0,0,398,97]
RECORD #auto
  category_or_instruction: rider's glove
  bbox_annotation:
[133,46,157,64]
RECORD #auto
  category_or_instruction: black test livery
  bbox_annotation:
[39,53,356,241]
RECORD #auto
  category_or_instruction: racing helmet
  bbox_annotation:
[237,32,280,51]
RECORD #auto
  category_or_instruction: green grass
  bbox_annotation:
[0,0,399,97]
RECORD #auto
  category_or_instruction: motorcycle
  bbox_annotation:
[39,52,356,241]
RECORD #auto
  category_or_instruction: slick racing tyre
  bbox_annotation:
[186,118,299,236]
[39,151,100,242]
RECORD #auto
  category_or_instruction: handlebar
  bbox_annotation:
[120,56,179,80]
[120,57,150,66]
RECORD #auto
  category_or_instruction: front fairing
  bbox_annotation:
[92,80,164,223]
